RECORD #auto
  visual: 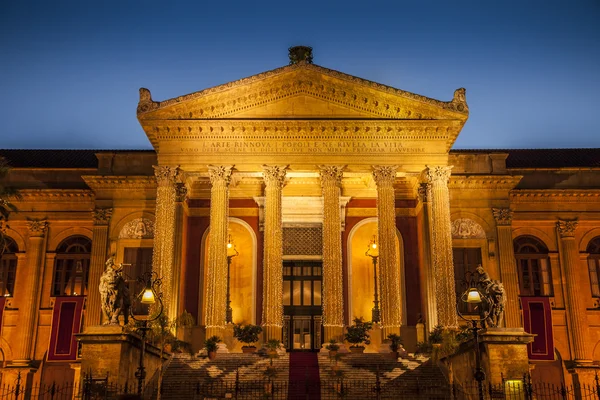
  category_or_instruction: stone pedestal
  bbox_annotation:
[479,328,534,385]
[1,367,37,398]
[77,325,165,388]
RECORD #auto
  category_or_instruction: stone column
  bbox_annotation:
[419,183,438,332]
[172,183,187,321]
[205,166,233,339]
[152,166,179,321]
[13,219,48,365]
[319,166,345,342]
[425,166,458,329]
[557,219,589,361]
[85,208,113,328]
[491,208,521,328]
[262,165,287,342]
[372,166,402,337]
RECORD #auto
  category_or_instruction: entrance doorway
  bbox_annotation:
[282,261,323,351]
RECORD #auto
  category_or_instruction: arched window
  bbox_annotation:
[52,236,91,296]
[586,237,600,297]
[514,236,552,296]
[0,237,18,297]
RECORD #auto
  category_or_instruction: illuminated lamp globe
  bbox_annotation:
[141,288,156,305]
[466,288,482,304]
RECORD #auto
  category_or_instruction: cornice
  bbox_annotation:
[448,175,523,190]
[510,190,600,203]
[137,62,468,118]
[82,176,157,190]
[17,189,94,200]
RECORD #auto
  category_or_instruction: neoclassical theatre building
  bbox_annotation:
[0,48,599,385]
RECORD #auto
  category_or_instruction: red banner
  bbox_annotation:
[521,296,554,361]
[47,296,85,361]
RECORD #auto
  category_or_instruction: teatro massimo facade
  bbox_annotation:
[1,47,599,386]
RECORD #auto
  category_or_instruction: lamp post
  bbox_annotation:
[225,234,239,324]
[130,271,163,397]
[457,271,489,400]
[365,235,381,324]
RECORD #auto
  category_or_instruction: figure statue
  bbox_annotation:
[99,256,131,325]
[475,265,506,328]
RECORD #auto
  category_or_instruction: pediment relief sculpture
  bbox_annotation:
[118,217,155,239]
[451,218,486,239]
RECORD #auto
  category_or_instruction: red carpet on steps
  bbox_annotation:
[288,352,321,400]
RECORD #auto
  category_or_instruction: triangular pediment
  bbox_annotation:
[137,63,469,122]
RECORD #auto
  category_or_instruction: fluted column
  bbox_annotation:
[492,208,521,328]
[419,183,438,332]
[152,166,180,321]
[85,208,113,328]
[262,165,287,342]
[205,166,233,339]
[372,166,402,337]
[557,219,589,361]
[172,183,187,320]
[13,219,48,365]
[426,166,458,329]
[319,166,345,342]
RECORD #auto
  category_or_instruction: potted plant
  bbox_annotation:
[387,333,403,359]
[429,324,444,347]
[265,339,281,365]
[204,335,221,360]
[344,317,373,353]
[233,324,262,353]
[326,339,340,358]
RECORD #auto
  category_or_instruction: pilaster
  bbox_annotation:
[152,166,179,321]
[13,219,48,365]
[419,183,438,332]
[262,165,287,342]
[425,166,458,329]
[557,219,589,361]
[205,166,233,339]
[85,207,113,328]
[372,166,402,337]
[492,208,521,328]
[319,165,345,342]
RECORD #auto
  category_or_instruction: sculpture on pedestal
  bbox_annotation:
[475,265,506,328]
[99,256,131,325]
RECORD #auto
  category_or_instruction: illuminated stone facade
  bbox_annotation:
[0,52,599,388]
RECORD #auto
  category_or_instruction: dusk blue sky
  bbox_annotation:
[1,1,598,150]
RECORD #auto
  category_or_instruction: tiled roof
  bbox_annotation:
[1,148,598,169]
[0,149,153,168]
[451,148,600,169]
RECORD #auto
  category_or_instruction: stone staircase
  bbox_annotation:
[157,352,449,399]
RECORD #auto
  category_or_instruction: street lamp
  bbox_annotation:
[225,234,239,324]
[365,235,381,324]
[130,271,163,397]
[457,271,490,400]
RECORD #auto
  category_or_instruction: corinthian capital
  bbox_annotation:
[557,219,578,238]
[175,183,188,202]
[372,165,398,187]
[319,165,345,188]
[27,219,48,237]
[425,166,453,184]
[153,165,180,186]
[92,207,113,226]
[492,208,513,226]
[208,165,234,186]
[262,165,288,188]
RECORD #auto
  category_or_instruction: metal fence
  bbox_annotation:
[1,372,600,400]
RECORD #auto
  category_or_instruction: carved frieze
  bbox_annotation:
[451,218,486,239]
[92,207,113,226]
[492,208,513,226]
[118,218,155,239]
[557,219,578,238]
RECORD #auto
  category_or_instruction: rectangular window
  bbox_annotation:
[303,281,312,305]
[517,256,553,296]
[0,255,17,297]
[283,281,291,306]
[313,281,322,306]
[453,247,483,315]
[292,281,301,306]
[52,257,90,296]
[122,247,153,314]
